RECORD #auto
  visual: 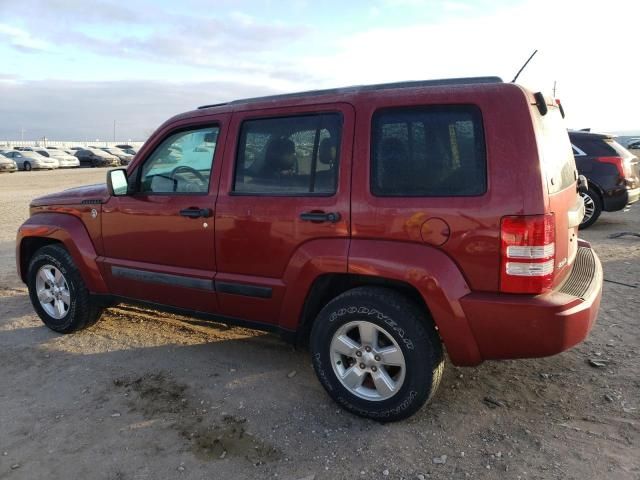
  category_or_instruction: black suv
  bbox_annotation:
[569,131,640,228]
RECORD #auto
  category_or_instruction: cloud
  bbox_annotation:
[0,80,278,141]
[0,1,311,61]
[0,24,48,52]
[0,0,141,24]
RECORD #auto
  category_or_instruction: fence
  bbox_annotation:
[1,140,146,148]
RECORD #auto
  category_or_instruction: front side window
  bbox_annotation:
[140,126,219,194]
[371,105,486,196]
[233,113,342,195]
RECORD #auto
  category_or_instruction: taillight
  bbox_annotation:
[596,156,631,179]
[500,214,555,294]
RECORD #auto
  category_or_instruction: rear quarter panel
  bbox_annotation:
[350,83,544,293]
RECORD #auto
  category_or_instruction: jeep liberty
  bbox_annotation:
[17,77,603,421]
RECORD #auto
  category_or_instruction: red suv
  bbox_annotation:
[17,77,602,421]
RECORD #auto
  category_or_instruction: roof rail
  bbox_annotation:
[197,76,503,110]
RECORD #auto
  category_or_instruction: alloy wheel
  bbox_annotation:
[35,264,71,319]
[330,320,406,401]
[580,191,595,224]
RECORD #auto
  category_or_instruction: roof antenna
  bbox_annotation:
[511,49,538,83]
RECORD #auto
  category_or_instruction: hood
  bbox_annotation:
[31,183,109,207]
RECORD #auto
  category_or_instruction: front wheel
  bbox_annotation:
[310,287,444,422]
[27,244,103,333]
[23,161,32,171]
[579,188,602,229]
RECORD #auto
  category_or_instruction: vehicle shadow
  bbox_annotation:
[0,288,633,477]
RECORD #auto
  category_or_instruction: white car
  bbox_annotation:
[2,150,59,171]
[0,152,17,173]
[37,148,80,168]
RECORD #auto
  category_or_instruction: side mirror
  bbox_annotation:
[107,168,129,196]
[577,174,588,194]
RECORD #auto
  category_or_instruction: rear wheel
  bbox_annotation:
[27,244,103,333]
[310,287,444,422]
[23,161,32,171]
[579,188,602,229]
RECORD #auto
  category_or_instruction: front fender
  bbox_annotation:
[17,213,109,293]
[348,239,482,366]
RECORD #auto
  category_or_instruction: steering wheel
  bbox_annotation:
[170,165,207,191]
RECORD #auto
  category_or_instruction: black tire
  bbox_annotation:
[579,188,602,229]
[310,286,444,422]
[27,244,103,333]
[23,161,32,171]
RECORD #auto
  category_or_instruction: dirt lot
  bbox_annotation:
[0,168,638,480]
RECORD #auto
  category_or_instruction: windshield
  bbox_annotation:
[89,148,109,156]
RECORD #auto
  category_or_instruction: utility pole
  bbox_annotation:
[20,127,25,142]
[553,80,557,98]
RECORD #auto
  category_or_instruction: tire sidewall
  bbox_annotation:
[311,296,433,421]
[579,189,602,229]
[24,161,31,171]
[28,248,80,332]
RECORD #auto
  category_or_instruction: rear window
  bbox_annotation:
[371,105,486,197]
[538,109,576,193]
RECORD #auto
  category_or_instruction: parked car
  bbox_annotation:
[569,131,640,228]
[122,147,138,156]
[628,140,640,150]
[0,152,17,173]
[17,77,602,421]
[73,148,120,168]
[99,147,134,165]
[2,150,59,170]
[35,149,80,168]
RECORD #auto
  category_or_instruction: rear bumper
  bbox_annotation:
[459,246,602,362]
[603,186,640,211]
[626,186,640,205]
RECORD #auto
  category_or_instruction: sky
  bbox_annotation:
[1,0,639,141]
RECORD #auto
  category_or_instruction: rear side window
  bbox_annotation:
[571,136,634,159]
[371,105,486,196]
[571,136,618,157]
[233,113,342,195]
[537,109,576,193]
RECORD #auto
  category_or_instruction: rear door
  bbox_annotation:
[534,103,581,287]
[214,103,354,326]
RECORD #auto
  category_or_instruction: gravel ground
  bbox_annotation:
[0,168,638,480]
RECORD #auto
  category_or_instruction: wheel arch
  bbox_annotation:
[17,213,109,293]
[295,273,429,348]
[286,239,484,366]
[19,237,63,281]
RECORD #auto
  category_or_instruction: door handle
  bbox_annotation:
[180,207,212,218]
[299,211,341,223]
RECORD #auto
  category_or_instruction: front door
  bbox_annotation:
[100,116,228,313]
[214,104,354,326]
